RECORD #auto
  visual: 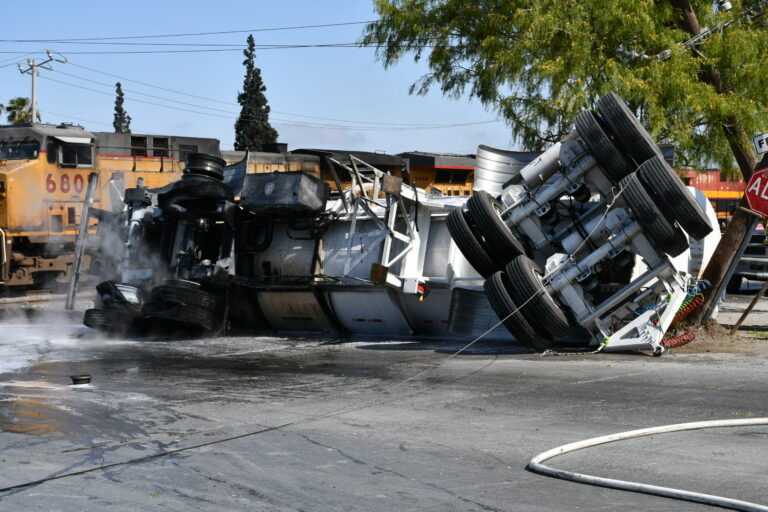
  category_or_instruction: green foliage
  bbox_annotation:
[234,34,278,151]
[113,82,132,134]
[363,0,768,170]
[5,97,38,124]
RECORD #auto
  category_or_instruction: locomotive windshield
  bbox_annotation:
[0,140,40,160]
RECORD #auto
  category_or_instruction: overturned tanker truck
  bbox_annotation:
[84,93,719,354]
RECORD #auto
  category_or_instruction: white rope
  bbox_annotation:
[527,418,768,511]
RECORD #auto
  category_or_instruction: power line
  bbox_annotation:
[39,74,499,131]
[0,41,271,47]
[55,62,498,128]
[0,48,244,55]
[39,109,150,134]
[0,40,423,48]
[0,21,375,42]
[39,75,234,118]
[0,43,434,55]
[68,61,241,105]
[0,52,37,66]
[0,41,355,47]
[48,68,239,114]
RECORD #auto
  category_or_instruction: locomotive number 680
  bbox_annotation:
[45,173,85,194]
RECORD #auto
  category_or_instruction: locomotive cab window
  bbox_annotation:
[54,136,94,168]
[0,140,40,160]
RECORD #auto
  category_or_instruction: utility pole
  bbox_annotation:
[17,50,67,123]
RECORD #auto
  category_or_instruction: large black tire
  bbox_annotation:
[467,190,525,263]
[184,153,226,181]
[164,279,204,290]
[620,175,689,257]
[595,92,663,166]
[158,177,233,207]
[141,302,217,331]
[505,256,571,338]
[574,110,633,182]
[484,271,553,351]
[446,208,497,278]
[637,156,713,240]
[83,308,134,331]
[149,283,218,309]
[95,281,141,313]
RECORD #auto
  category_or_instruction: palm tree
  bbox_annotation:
[6,97,39,124]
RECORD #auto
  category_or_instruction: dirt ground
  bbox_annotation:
[668,280,768,355]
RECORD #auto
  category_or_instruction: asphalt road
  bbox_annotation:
[0,310,767,511]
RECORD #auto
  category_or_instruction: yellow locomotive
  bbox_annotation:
[0,122,219,290]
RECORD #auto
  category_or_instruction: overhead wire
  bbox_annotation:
[64,61,490,127]
[47,67,498,128]
[37,72,500,131]
[0,41,362,48]
[0,20,376,42]
[0,43,438,55]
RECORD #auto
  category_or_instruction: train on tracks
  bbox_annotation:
[0,123,218,291]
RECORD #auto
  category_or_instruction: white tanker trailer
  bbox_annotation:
[85,151,513,342]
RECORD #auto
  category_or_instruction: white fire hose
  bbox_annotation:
[527,418,768,511]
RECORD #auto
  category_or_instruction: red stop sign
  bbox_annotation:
[745,168,768,217]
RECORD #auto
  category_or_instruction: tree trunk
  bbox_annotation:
[670,0,759,325]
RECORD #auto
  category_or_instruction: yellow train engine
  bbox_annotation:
[0,122,219,290]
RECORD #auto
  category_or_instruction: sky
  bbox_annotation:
[0,0,514,155]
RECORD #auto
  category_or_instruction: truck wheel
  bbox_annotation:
[159,178,233,207]
[595,92,662,165]
[467,190,526,263]
[95,281,141,313]
[184,153,226,181]
[505,256,571,338]
[637,156,713,240]
[620,175,688,257]
[484,271,553,351]
[141,302,217,332]
[149,283,218,310]
[84,308,111,330]
[446,208,498,278]
[574,110,633,182]
[83,308,133,332]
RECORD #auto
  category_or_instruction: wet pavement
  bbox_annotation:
[0,310,767,511]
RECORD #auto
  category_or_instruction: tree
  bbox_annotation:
[5,97,38,124]
[363,0,768,325]
[113,82,131,133]
[234,34,278,151]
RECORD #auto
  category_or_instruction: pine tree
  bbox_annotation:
[113,82,131,133]
[234,34,278,151]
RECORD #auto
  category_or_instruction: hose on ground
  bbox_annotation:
[526,418,768,511]
[661,330,696,348]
